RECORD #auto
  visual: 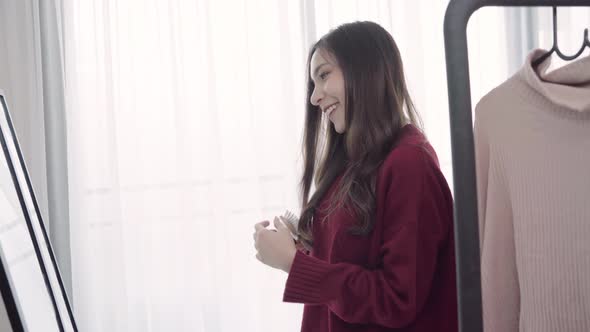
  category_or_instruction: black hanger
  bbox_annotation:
[532,6,590,67]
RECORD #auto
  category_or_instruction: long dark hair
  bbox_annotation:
[297,21,422,249]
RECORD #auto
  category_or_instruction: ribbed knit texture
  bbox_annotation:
[283,251,331,304]
[474,49,590,332]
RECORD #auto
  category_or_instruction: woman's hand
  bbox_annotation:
[253,217,297,273]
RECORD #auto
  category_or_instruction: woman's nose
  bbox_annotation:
[310,87,323,107]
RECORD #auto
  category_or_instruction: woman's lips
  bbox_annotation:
[326,103,338,118]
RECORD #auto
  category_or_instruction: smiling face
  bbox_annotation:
[309,49,347,134]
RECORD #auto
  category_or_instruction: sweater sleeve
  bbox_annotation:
[283,146,452,328]
[474,105,520,332]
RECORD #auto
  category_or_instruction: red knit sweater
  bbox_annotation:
[283,125,458,332]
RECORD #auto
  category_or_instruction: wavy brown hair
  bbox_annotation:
[297,21,422,249]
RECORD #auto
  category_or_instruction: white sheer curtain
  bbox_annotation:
[63,1,306,330]
[0,0,49,227]
[58,1,582,332]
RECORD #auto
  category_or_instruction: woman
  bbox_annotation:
[253,21,457,332]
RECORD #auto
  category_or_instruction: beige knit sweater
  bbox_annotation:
[474,49,590,332]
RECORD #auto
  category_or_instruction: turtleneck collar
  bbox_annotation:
[521,49,590,113]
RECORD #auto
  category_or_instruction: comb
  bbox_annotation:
[281,210,299,241]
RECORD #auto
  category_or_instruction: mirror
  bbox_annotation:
[0,93,77,332]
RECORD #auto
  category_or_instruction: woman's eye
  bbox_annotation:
[319,71,329,80]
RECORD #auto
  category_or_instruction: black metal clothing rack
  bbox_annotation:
[443,1,590,331]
